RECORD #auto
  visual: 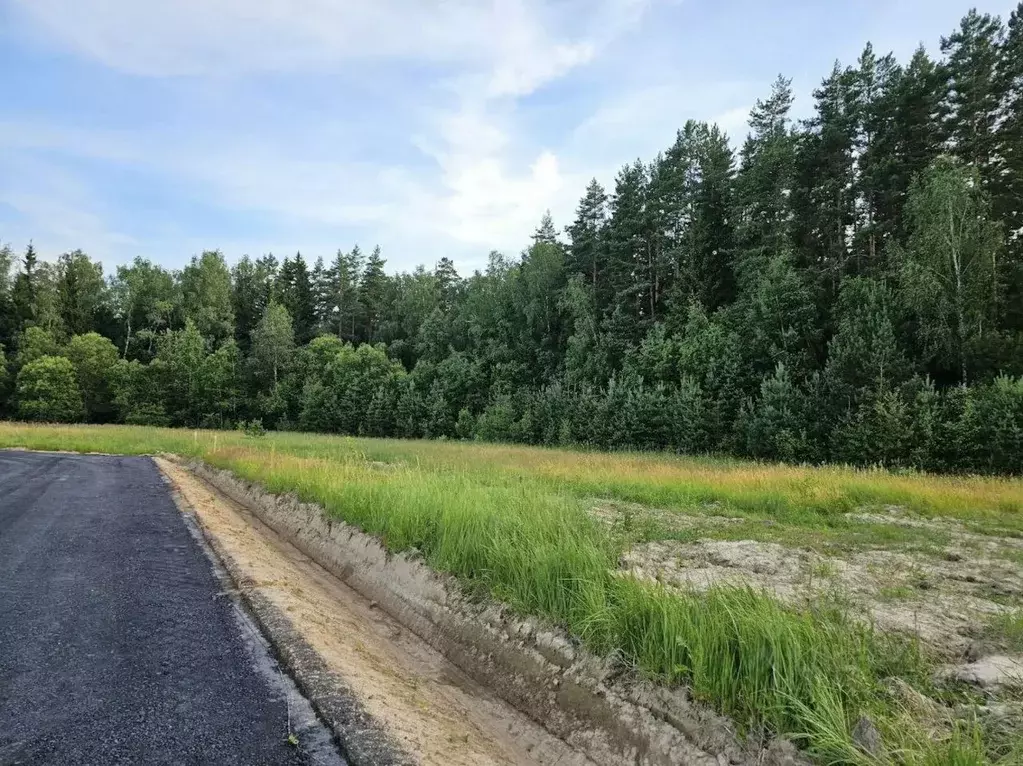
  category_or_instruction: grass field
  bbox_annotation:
[3,422,1021,765]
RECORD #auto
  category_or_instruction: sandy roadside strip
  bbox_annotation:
[154,456,592,766]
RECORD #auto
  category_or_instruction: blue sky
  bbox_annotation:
[0,0,1017,274]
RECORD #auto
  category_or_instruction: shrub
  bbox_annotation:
[454,408,475,440]
[959,375,1023,474]
[240,418,266,437]
[16,355,85,423]
[0,342,9,414]
[740,363,815,462]
[474,395,518,442]
[365,384,399,437]
[15,326,61,367]
[65,332,120,422]
[123,404,170,427]
[831,385,913,468]
[669,375,709,454]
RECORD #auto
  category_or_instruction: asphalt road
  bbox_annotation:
[0,450,337,766]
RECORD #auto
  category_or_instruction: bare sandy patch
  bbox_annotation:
[620,532,1023,659]
[155,456,589,766]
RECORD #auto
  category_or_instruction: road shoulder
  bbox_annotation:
[155,456,581,766]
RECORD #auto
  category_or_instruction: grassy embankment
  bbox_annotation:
[2,422,1021,764]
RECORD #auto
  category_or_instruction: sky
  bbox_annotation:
[0,0,1018,275]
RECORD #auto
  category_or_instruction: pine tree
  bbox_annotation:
[434,257,460,309]
[566,179,608,297]
[734,76,797,286]
[531,210,559,245]
[231,256,261,353]
[650,125,696,313]
[359,246,387,343]
[231,253,278,354]
[256,253,279,306]
[12,242,39,330]
[887,47,947,242]
[824,276,911,408]
[995,2,1023,330]
[275,253,316,345]
[741,252,819,381]
[852,44,903,268]
[0,244,18,350]
[310,255,332,334]
[328,247,363,342]
[690,123,737,309]
[740,362,814,462]
[941,10,1005,193]
[650,134,688,271]
[605,161,652,331]
[517,239,567,384]
[791,63,858,304]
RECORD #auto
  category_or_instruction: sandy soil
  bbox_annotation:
[610,505,1023,668]
[155,457,590,766]
[622,539,1019,653]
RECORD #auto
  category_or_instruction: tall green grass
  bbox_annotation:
[213,445,933,764]
[349,438,1023,530]
[2,422,1016,764]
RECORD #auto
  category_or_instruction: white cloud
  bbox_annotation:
[712,106,753,143]
[1,0,671,267]
[11,0,619,79]
[0,155,137,263]
[14,0,467,76]
[14,0,1012,274]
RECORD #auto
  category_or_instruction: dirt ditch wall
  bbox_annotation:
[183,458,803,766]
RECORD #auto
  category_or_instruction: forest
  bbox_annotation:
[2,5,1023,474]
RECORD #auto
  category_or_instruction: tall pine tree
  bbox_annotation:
[359,246,387,343]
[734,76,797,286]
[12,242,39,331]
[276,252,317,345]
[941,10,1005,194]
[566,179,608,299]
[995,2,1023,331]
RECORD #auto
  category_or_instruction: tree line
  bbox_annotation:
[2,5,1023,473]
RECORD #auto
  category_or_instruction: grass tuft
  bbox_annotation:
[985,610,1023,653]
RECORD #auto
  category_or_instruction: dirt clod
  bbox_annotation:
[851,716,883,757]
[943,655,1023,690]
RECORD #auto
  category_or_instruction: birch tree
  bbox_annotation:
[896,156,1001,382]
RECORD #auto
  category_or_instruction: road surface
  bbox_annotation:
[0,450,339,765]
